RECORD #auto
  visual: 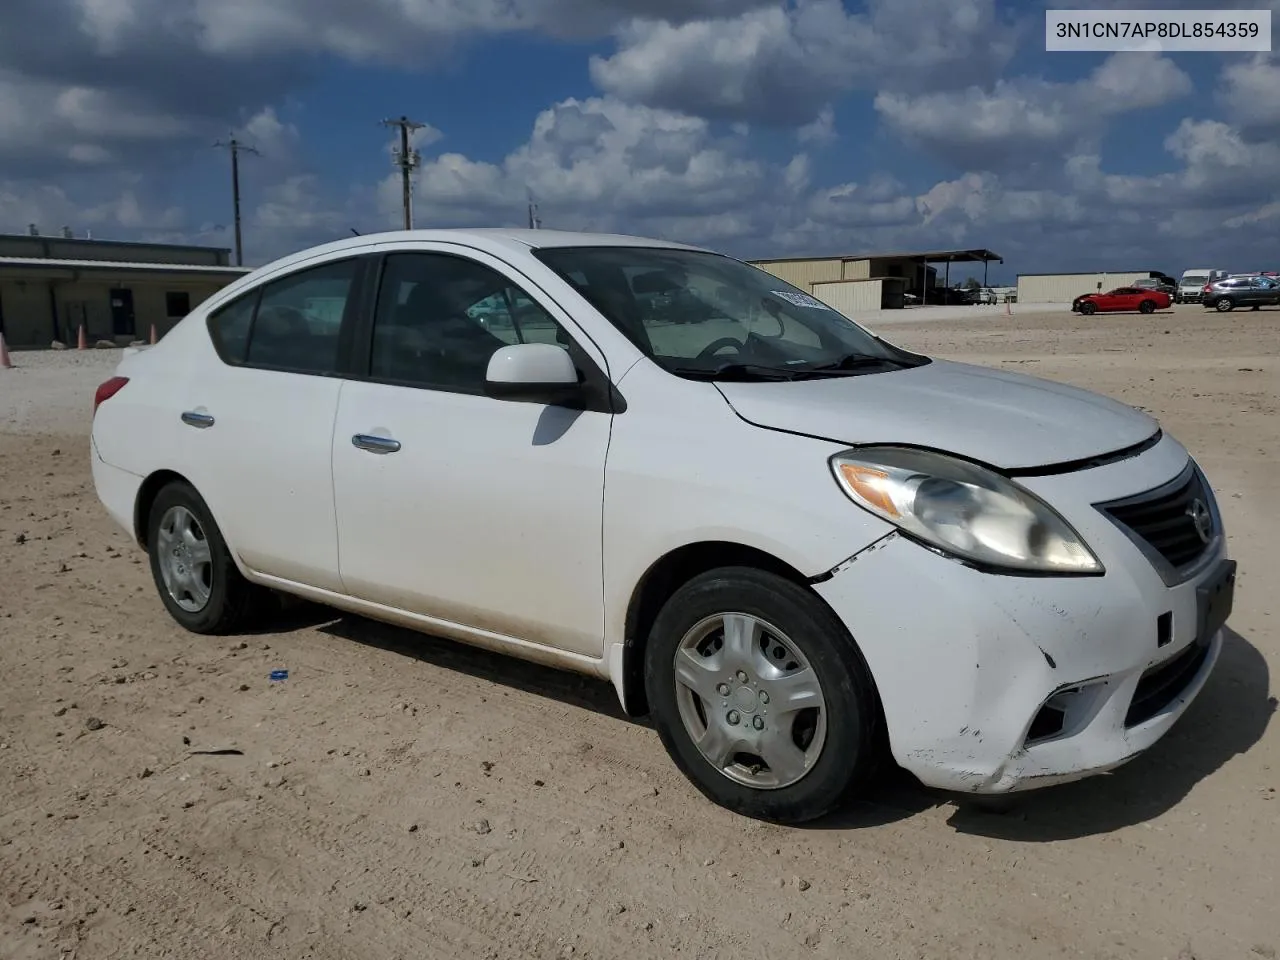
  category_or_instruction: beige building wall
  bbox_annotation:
[1017,272,1151,303]
[751,258,844,289]
[841,259,871,281]
[811,279,884,314]
[0,280,52,347]
[1,273,239,347]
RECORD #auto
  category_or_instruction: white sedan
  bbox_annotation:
[90,229,1235,823]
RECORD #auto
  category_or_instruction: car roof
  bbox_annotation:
[245,228,714,280]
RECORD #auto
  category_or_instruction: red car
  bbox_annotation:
[1071,286,1171,315]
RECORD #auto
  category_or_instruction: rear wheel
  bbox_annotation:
[1216,297,1235,312]
[644,566,884,824]
[1139,299,1156,314]
[146,481,269,634]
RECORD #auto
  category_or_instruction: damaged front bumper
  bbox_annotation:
[810,437,1233,795]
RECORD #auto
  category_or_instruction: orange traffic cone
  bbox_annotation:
[149,323,157,345]
[0,332,11,369]
[77,324,87,350]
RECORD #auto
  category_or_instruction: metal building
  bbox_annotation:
[750,248,1003,308]
[0,232,250,348]
[1015,271,1166,304]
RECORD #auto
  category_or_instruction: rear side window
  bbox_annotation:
[208,293,257,364]
[246,259,358,374]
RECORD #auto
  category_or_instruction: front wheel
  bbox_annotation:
[146,481,270,634]
[1080,302,1097,315]
[1139,299,1156,314]
[643,567,884,824]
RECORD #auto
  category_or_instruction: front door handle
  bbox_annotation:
[181,411,215,428]
[352,434,401,455]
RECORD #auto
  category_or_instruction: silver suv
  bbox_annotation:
[1202,275,1280,312]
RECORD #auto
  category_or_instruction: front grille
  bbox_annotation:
[1100,465,1216,574]
[1125,636,1211,727]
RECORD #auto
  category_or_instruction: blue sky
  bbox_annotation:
[1,0,1278,284]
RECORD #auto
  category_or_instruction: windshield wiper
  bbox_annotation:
[804,353,916,373]
[670,362,806,382]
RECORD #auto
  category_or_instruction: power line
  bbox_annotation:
[213,136,261,266]
[381,116,425,230]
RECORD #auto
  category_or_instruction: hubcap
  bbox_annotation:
[156,505,213,613]
[672,613,827,790]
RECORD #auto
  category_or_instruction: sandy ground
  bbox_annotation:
[1,305,1277,960]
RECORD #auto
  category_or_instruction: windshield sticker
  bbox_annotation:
[769,290,836,311]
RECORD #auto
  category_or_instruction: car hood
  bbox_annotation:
[715,359,1159,471]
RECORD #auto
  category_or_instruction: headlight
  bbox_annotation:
[830,447,1103,574]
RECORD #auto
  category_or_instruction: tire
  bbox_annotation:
[643,566,884,824]
[1216,297,1234,312]
[145,480,269,634]
[1139,300,1156,314]
[1080,302,1096,315]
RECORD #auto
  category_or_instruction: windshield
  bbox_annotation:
[1183,275,1209,286]
[532,246,927,381]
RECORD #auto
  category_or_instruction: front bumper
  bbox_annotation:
[811,434,1232,794]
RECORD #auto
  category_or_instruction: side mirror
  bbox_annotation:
[484,342,582,405]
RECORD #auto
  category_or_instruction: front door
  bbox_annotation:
[109,288,135,337]
[331,247,614,658]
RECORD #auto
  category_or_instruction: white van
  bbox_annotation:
[1176,269,1226,304]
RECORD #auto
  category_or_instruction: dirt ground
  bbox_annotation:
[1,305,1277,960]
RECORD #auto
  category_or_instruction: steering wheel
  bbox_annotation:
[696,337,745,361]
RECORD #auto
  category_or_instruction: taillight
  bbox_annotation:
[1203,284,1211,293]
[94,376,129,414]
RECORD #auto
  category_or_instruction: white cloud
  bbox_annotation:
[875,53,1192,171]
[797,106,836,144]
[1217,54,1280,134]
[0,71,194,169]
[407,97,767,235]
[590,0,1019,125]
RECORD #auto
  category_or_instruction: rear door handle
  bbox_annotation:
[352,434,401,455]
[181,411,215,429]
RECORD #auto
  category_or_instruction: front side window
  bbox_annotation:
[369,252,572,391]
[533,246,926,382]
[244,259,358,374]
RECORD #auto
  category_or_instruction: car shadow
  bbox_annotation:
[270,605,1271,838]
[314,610,643,727]
[818,627,1273,839]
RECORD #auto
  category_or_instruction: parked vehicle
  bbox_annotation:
[1201,275,1280,312]
[1176,268,1225,304]
[90,229,1234,824]
[1071,286,1171,315]
[1134,277,1176,298]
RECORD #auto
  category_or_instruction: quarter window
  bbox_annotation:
[208,293,256,364]
[369,253,572,391]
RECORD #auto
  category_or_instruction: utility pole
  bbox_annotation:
[527,190,542,230]
[381,116,425,230]
[213,136,260,266]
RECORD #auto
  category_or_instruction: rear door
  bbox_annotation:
[178,254,368,592]
[330,245,615,658]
